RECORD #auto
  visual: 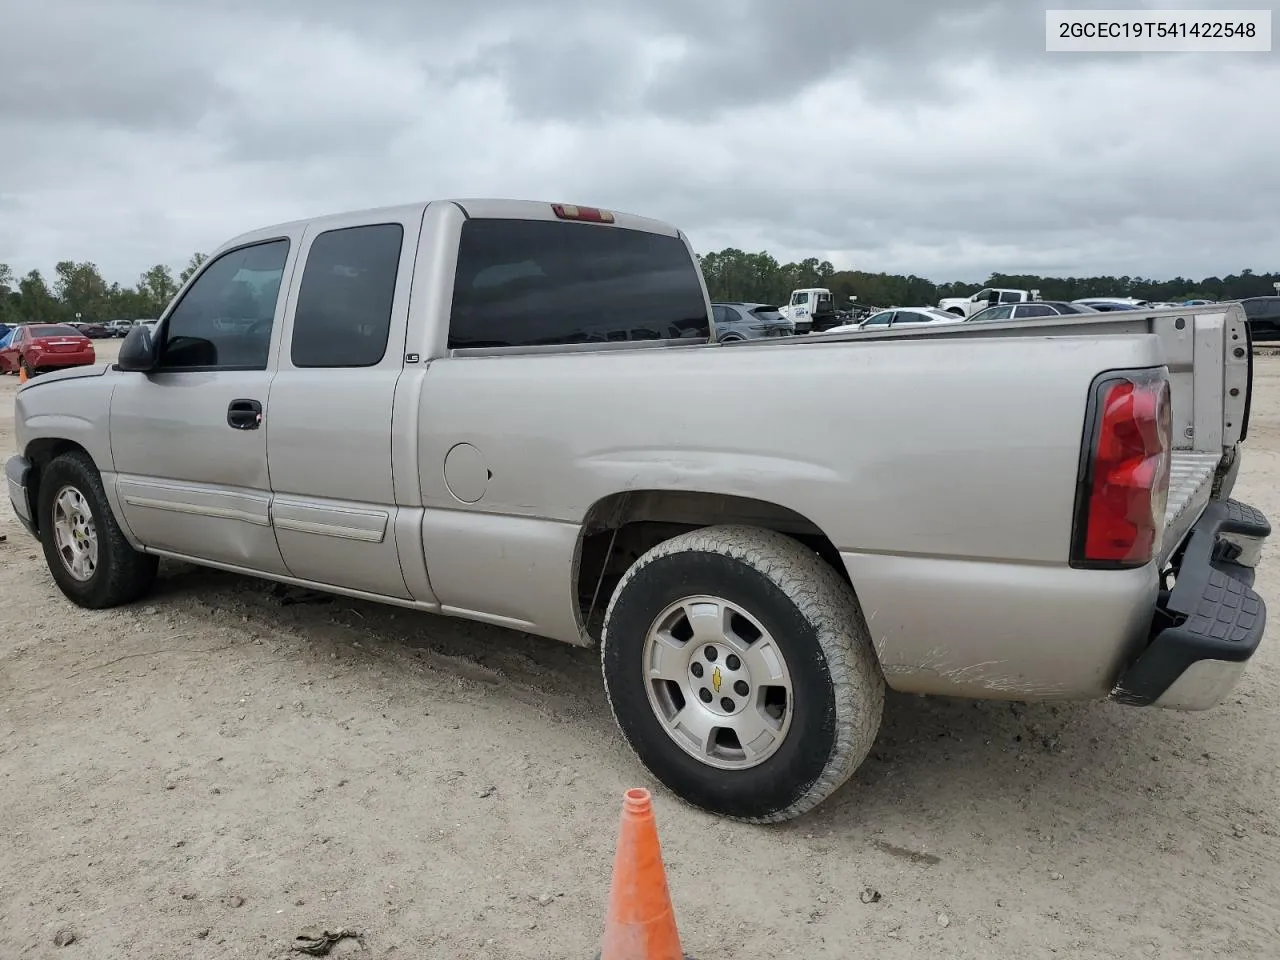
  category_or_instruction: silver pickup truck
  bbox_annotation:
[5,199,1270,823]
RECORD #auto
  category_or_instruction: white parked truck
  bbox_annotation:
[6,199,1269,823]
[938,287,1038,317]
[778,287,839,333]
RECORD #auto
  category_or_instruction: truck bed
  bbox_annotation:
[799,303,1254,564]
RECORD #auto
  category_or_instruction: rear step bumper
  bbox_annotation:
[1112,497,1269,710]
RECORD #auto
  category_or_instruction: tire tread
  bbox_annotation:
[601,523,884,823]
[39,449,157,608]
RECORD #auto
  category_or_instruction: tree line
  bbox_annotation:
[696,249,1280,309]
[2,247,1277,326]
[0,254,207,326]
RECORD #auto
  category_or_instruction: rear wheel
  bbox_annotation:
[38,450,158,608]
[19,357,33,378]
[601,524,884,822]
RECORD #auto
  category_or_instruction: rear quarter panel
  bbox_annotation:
[416,332,1166,697]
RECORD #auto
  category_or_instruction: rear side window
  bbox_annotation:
[448,219,709,349]
[1244,298,1280,320]
[998,291,1023,303]
[291,223,403,368]
[1019,304,1056,318]
[712,305,737,325]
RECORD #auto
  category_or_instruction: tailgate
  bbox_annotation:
[1157,303,1252,562]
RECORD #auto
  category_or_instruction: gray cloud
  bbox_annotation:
[1,0,1277,286]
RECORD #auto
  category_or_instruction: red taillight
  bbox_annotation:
[551,203,615,224]
[1072,371,1172,567]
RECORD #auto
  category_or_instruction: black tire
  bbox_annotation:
[37,449,159,608]
[601,524,884,823]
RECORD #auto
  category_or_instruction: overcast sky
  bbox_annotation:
[1,0,1276,286]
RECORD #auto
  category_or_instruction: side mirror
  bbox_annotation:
[116,323,158,372]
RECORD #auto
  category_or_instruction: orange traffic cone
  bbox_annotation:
[599,788,690,960]
[18,365,27,384]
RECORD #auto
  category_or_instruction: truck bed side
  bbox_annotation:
[413,330,1167,700]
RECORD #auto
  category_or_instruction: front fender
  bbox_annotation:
[15,365,116,473]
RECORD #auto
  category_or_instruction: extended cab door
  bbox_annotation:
[109,237,298,574]
[264,211,420,598]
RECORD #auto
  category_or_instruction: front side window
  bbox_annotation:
[971,288,992,302]
[448,219,709,348]
[863,311,892,326]
[158,239,290,370]
[291,223,404,368]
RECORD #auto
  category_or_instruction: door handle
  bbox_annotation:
[227,399,263,430]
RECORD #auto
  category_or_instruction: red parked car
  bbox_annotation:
[0,324,96,378]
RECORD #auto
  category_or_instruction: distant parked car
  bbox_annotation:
[71,321,111,338]
[816,307,963,334]
[0,323,95,377]
[105,319,137,337]
[1240,297,1280,341]
[856,307,967,330]
[711,302,794,341]
[1071,298,1147,312]
[967,300,1099,322]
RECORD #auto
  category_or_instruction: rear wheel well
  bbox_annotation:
[22,439,93,533]
[574,491,850,641]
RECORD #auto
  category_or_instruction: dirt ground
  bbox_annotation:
[1,341,1279,960]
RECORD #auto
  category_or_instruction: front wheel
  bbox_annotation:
[601,524,885,823]
[38,450,159,608]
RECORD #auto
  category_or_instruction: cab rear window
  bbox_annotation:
[448,219,709,349]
